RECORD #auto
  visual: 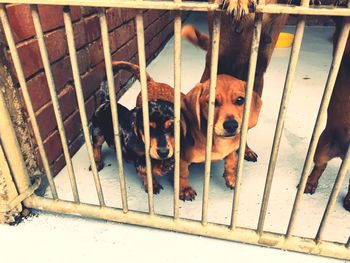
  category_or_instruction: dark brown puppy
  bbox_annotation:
[91,61,186,194]
[179,74,262,200]
[182,0,289,161]
[304,18,350,211]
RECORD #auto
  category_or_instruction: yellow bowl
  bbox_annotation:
[276,32,294,48]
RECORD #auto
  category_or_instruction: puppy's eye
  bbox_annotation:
[214,99,220,107]
[235,97,245,105]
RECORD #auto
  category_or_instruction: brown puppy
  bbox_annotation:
[182,0,289,161]
[179,74,262,200]
[304,18,350,211]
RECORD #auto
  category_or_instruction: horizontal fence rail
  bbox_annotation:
[0,0,349,261]
[0,0,348,16]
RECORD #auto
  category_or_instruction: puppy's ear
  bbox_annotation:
[248,91,263,129]
[183,83,204,129]
[180,109,195,146]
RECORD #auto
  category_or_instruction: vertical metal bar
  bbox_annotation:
[230,12,263,231]
[135,10,154,215]
[347,237,350,249]
[257,15,306,235]
[0,89,32,194]
[30,4,80,203]
[63,6,105,206]
[286,20,350,238]
[0,4,58,199]
[315,146,350,243]
[173,1,182,220]
[99,8,128,213]
[201,12,221,226]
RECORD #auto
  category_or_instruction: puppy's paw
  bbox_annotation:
[89,162,104,171]
[244,147,258,162]
[343,194,350,212]
[303,177,318,194]
[216,0,256,20]
[144,180,164,195]
[179,186,197,201]
[224,174,236,189]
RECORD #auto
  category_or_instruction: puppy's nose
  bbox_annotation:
[223,119,238,134]
[157,147,169,159]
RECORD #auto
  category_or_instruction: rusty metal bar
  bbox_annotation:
[63,7,105,206]
[135,10,154,215]
[25,194,350,260]
[30,4,80,203]
[0,0,350,16]
[257,14,307,234]
[201,12,221,226]
[315,145,350,243]
[230,12,263,231]
[0,4,58,199]
[173,1,182,220]
[286,19,350,238]
[98,8,128,213]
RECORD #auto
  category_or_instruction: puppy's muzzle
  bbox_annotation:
[157,147,170,160]
[223,119,238,136]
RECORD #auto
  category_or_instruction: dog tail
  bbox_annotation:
[181,24,209,51]
[112,61,153,83]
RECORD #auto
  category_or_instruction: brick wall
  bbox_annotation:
[3,5,182,176]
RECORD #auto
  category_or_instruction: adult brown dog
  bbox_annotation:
[304,18,350,211]
[182,0,289,161]
[179,74,262,200]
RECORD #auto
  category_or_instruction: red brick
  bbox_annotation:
[106,8,123,31]
[88,39,104,67]
[50,134,84,174]
[37,5,64,32]
[45,29,67,62]
[70,6,81,22]
[77,48,90,74]
[43,130,62,164]
[16,29,68,78]
[81,63,105,99]
[106,8,137,31]
[112,37,137,62]
[26,72,51,111]
[120,9,137,22]
[143,9,166,28]
[81,7,98,17]
[84,15,101,43]
[51,56,73,91]
[16,39,42,78]
[109,20,135,53]
[73,20,87,49]
[144,17,163,44]
[35,85,77,139]
[6,4,35,43]
[64,110,82,142]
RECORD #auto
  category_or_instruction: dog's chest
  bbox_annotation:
[187,137,239,163]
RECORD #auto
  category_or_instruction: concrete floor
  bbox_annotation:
[1,13,349,263]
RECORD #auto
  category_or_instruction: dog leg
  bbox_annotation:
[91,134,105,171]
[244,144,258,162]
[215,0,256,20]
[142,175,164,195]
[223,151,238,189]
[179,159,197,201]
[305,130,337,194]
[344,181,350,212]
[136,158,163,194]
